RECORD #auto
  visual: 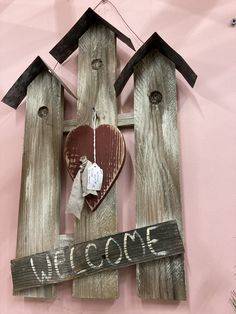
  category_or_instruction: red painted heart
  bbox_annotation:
[64,124,126,211]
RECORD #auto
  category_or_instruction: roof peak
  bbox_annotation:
[114,32,197,96]
[50,7,135,64]
[2,56,77,109]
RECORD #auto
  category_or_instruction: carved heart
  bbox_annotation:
[64,124,126,211]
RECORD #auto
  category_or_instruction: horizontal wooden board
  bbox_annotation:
[11,220,183,292]
[63,113,134,133]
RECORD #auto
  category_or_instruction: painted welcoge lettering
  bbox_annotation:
[29,225,164,283]
[30,255,52,284]
[11,221,183,291]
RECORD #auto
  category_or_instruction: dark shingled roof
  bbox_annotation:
[114,32,197,96]
[49,7,135,64]
[2,56,77,109]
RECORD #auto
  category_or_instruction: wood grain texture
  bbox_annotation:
[117,112,134,128]
[65,124,125,211]
[15,71,63,298]
[49,8,134,64]
[73,24,118,298]
[63,112,134,133]
[134,50,186,300]
[11,221,184,292]
[58,234,74,248]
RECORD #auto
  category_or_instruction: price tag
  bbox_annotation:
[87,163,103,191]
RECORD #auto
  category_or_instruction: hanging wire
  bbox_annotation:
[93,0,144,44]
[93,0,104,11]
[53,1,143,70]
[53,61,59,71]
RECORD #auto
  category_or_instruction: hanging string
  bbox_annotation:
[92,108,97,164]
[53,61,59,71]
[53,1,143,74]
[93,0,144,45]
[93,0,104,11]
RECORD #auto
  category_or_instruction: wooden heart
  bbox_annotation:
[64,124,126,211]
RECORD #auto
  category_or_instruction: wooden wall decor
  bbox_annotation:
[2,57,76,299]
[115,33,197,300]
[11,220,184,292]
[50,8,135,299]
[2,8,197,302]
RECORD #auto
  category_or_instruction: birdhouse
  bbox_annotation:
[49,7,135,299]
[2,56,77,298]
[115,32,197,300]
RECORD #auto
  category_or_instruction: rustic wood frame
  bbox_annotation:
[2,8,197,301]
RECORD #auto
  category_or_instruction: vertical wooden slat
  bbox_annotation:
[15,71,63,298]
[134,50,186,300]
[73,24,118,299]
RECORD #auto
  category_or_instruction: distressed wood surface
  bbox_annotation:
[134,50,186,300]
[11,221,184,292]
[73,24,118,298]
[117,112,134,128]
[63,112,134,133]
[15,71,63,298]
[58,234,74,248]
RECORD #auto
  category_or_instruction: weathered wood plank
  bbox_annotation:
[58,234,74,248]
[11,221,184,292]
[63,119,78,133]
[73,24,118,299]
[15,71,63,298]
[63,112,134,133]
[117,112,134,128]
[134,50,186,300]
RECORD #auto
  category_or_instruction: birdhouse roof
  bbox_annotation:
[2,56,77,109]
[114,32,197,96]
[49,7,135,64]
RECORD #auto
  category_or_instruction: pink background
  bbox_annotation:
[1,0,236,313]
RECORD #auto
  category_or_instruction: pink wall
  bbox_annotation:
[1,0,236,313]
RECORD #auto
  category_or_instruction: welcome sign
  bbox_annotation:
[11,220,183,292]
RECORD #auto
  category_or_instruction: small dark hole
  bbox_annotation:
[91,58,103,70]
[102,254,106,259]
[149,91,162,105]
[38,106,49,118]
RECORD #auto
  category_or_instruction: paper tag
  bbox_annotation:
[87,163,103,191]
